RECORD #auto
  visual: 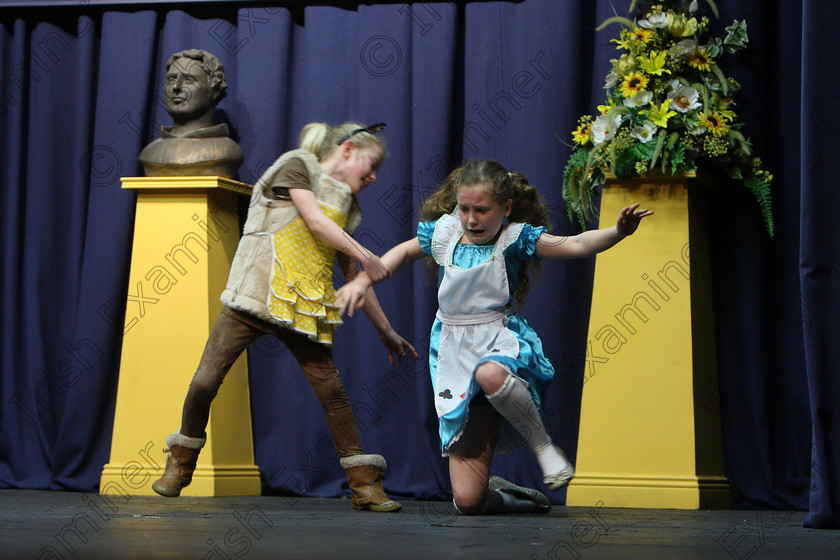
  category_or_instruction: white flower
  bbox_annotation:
[604,69,620,89]
[638,12,669,29]
[614,53,637,74]
[689,125,707,135]
[667,81,701,112]
[591,113,624,145]
[631,121,658,143]
[673,39,697,58]
[704,74,722,91]
[623,90,653,108]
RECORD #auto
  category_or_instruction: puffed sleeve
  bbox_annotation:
[417,220,436,256]
[505,223,547,260]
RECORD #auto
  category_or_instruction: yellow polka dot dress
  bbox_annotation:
[267,203,347,345]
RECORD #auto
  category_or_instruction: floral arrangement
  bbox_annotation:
[562,0,774,235]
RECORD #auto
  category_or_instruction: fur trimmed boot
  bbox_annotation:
[340,454,402,512]
[152,431,206,498]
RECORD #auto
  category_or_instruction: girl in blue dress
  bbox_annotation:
[337,159,652,514]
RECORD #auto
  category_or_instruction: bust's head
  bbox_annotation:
[138,49,242,177]
[163,49,227,124]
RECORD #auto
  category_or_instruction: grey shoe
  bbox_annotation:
[488,476,551,514]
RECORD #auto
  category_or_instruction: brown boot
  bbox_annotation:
[340,454,402,512]
[152,432,206,497]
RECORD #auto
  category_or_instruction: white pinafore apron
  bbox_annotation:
[431,216,526,419]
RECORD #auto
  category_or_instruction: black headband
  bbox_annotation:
[336,122,387,145]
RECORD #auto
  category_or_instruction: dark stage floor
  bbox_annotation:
[1,489,838,560]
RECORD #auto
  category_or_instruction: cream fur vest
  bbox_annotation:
[220,149,361,324]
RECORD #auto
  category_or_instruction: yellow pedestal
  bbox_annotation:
[566,172,730,509]
[100,176,262,497]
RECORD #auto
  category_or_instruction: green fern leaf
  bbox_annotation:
[743,173,775,237]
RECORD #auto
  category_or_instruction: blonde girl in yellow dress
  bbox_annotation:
[152,122,416,512]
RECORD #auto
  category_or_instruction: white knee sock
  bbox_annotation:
[486,375,571,477]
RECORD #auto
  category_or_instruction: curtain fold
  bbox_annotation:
[800,0,840,530]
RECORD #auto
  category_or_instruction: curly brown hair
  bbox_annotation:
[166,49,228,103]
[420,160,550,304]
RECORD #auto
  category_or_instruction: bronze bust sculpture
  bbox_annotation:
[138,49,243,178]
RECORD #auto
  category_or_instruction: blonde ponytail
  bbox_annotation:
[298,122,330,157]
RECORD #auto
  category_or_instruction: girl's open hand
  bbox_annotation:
[617,203,654,237]
[336,279,368,317]
[379,327,419,367]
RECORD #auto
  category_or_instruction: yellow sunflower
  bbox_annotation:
[688,48,712,71]
[632,27,654,43]
[620,72,649,98]
[572,122,593,145]
[699,111,729,136]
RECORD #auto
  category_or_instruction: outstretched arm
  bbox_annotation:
[381,237,425,273]
[336,253,419,366]
[535,204,653,260]
[290,188,391,282]
[336,237,424,316]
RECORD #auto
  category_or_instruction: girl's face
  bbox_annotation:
[456,182,512,245]
[340,144,384,194]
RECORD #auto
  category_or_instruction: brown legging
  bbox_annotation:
[179,306,363,457]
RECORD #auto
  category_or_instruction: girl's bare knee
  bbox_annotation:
[453,490,485,515]
[474,362,508,394]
